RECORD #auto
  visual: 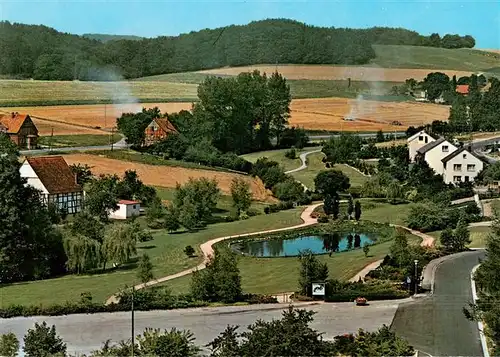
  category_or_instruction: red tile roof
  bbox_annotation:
[456,85,469,94]
[0,113,31,134]
[118,199,140,205]
[26,156,82,194]
[154,118,178,134]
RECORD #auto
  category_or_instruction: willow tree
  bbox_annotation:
[103,224,137,266]
[63,234,102,274]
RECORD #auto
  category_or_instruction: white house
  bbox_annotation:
[442,147,484,184]
[20,156,83,214]
[407,130,436,162]
[416,137,458,176]
[109,200,141,220]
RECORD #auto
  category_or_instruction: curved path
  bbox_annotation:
[285,149,322,174]
[106,149,325,304]
[106,203,321,304]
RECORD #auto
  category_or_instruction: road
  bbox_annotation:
[391,250,485,356]
[1,300,405,356]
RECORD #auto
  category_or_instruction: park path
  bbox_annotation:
[285,149,323,174]
[106,203,321,305]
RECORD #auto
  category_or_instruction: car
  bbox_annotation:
[355,297,368,306]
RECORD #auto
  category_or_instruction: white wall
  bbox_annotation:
[424,141,457,176]
[19,161,49,194]
[109,203,141,220]
[408,132,435,162]
[443,152,484,184]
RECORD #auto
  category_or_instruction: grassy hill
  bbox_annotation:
[370,45,500,72]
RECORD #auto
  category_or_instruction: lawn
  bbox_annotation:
[427,225,491,248]
[240,147,318,173]
[288,151,368,190]
[157,233,422,295]
[0,207,304,307]
[38,134,122,148]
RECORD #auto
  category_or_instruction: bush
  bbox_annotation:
[284,148,297,159]
[184,245,195,257]
[264,206,271,214]
[317,215,329,223]
[324,280,409,302]
[243,293,278,304]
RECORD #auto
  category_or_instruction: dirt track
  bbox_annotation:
[63,154,272,201]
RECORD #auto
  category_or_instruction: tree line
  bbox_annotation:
[0,19,476,80]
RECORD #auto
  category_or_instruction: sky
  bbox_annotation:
[0,0,499,48]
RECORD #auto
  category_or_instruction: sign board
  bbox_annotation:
[312,283,326,296]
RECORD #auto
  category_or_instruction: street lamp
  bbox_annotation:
[414,260,419,294]
[131,285,135,357]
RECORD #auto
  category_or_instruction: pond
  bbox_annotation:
[232,233,374,257]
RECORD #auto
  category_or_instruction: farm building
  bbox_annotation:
[20,156,84,214]
[109,200,141,220]
[0,112,38,149]
[144,117,178,145]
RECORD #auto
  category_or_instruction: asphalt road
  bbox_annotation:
[391,250,485,356]
[1,300,404,356]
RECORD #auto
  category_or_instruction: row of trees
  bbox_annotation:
[0,19,475,80]
[0,307,414,357]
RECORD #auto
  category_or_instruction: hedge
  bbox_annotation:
[0,290,278,318]
[324,280,410,302]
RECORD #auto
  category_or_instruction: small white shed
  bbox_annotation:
[109,200,141,220]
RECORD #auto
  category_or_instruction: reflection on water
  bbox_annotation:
[234,233,374,257]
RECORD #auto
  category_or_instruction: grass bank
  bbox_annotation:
[38,134,122,148]
[427,225,491,248]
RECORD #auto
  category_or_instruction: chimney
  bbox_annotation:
[11,112,15,118]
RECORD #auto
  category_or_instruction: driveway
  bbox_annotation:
[20,137,128,155]
[1,300,405,355]
[391,250,485,356]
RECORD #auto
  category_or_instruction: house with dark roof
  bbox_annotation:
[0,112,38,149]
[441,147,484,184]
[19,156,84,214]
[407,130,484,184]
[144,117,178,145]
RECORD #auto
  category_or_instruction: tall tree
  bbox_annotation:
[0,333,19,357]
[63,233,102,273]
[354,201,362,221]
[102,224,138,266]
[137,253,154,283]
[314,170,350,198]
[174,178,221,226]
[230,178,252,216]
[84,174,120,222]
[297,249,329,296]
[0,134,66,283]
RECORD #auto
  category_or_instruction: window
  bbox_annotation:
[463,154,467,159]
[465,176,470,182]
[425,137,428,143]
[133,205,137,209]
[418,135,423,141]
[467,164,476,172]
[453,164,462,171]
[453,176,462,182]
[442,145,449,152]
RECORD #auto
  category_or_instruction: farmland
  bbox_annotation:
[4,96,448,135]
[289,97,449,132]
[62,153,273,201]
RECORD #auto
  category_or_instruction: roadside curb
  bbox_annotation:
[471,264,490,357]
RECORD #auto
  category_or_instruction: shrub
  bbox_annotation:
[243,293,278,304]
[317,215,329,223]
[264,206,271,214]
[324,280,409,302]
[285,148,297,159]
[184,245,195,257]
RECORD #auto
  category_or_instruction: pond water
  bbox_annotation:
[232,233,374,257]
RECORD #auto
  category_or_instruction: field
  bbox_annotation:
[0,102,194,132]
[0,79,197,106]
[62,153,273,200]
[428,226,491,248]
[289,97,449,132]
[5,96,448,135]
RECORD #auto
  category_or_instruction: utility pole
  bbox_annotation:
[49,127,53,151]
[131,285,135,357]
[414,259,419,294]
[111,127,114,151]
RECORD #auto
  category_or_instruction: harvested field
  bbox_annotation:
[0,102,194,131]
[62,154,273,201]
[198,65,472,82]
[289,97,450,131]
[30,118,107,135]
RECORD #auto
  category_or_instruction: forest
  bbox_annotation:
[0,19,476,80]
